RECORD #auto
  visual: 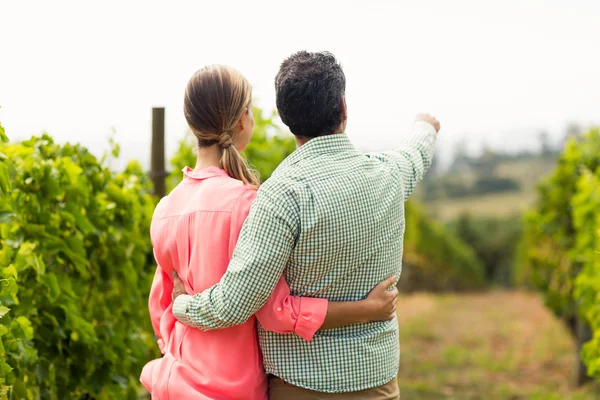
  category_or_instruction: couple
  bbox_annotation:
[140,51,440,400]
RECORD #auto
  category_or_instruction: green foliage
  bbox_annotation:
[450,214,523,286]
[0,124,7,144]
[242,108,296,182]
[168,107,296,190]
[572,169,600,380]
[167,137,196,192]
[401,201,485,292]
[472,177,520,194]
[516,135,584,315]
[517,128,600,381]
[419,172,522,201]
[0,128,158,399]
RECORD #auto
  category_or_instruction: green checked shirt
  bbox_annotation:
[173,121,437,392]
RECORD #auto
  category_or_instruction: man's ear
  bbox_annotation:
[341,97,348,122]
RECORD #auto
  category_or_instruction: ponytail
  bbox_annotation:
[220,145,260,186]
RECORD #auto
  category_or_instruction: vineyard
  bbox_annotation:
[517,128,600,384]
[0,123,159,399]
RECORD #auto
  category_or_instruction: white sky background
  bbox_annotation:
[1,0,599,170]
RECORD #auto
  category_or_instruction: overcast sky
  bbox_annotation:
[1,0,599,169]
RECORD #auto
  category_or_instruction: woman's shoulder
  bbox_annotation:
[207,175,257,216]
[223,178,257,209]
[213,174,257,196]
[155,175,257,218]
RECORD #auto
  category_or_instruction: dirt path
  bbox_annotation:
[396,291,598,399]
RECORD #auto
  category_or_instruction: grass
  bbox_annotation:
[396,291,598,399]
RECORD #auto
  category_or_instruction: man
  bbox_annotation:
[172,51,439,399]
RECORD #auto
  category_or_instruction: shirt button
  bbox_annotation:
[277,307,282,312]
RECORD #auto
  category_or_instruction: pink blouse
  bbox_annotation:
[140,166,328,400]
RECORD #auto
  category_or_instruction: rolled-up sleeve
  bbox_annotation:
[255,275,328,342]
[172,293,195,326]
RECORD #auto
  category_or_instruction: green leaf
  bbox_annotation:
[17,242,35,257]
[0,162,10,194]
[2,265,17,279]
[0,306,9,318]
[0,122,8,143]
[33,254,45,276]
[38,273,61,303]
[0,358,13,377]
[22,223,46,236]
[16,316,34,340]
[105,182,128,205]
[0,212,15,224]
[0,278,18,305]
[59,157,83,185]
[14,242,39,273]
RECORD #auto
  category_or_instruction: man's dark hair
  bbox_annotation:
[275,51,346,138]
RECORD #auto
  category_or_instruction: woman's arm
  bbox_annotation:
[148,258,174,354]
[172,270,399,341]
[321,275,399,330]
[253,274,398,340]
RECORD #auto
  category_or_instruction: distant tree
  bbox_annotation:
[477,146,499,178]
[428,154,440,176]
[455,213,478,245]
[561,122,583,149]
[538,130,553,156]
[449,138,469,172]
[566,122,583,138]
[453,213,522,285]
[473,177,520,194]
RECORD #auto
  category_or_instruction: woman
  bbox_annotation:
[140,65,398,400]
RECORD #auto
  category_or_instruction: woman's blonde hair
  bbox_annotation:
[184,65,260,186]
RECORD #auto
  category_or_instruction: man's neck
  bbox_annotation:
[295,130,345,148]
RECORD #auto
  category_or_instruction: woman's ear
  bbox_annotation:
[237,110,247,132]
